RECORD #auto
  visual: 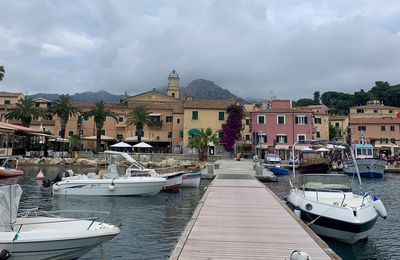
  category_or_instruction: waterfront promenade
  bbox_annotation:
[170,159,339,259]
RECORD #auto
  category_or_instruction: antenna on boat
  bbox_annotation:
[350,146,363,193]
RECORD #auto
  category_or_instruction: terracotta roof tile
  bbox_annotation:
[350,104,400,110]
[0,91,24,97]
[251,108,313,114]
[184,99,237,109]
[350,117,400,124]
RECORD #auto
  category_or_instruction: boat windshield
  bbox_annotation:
[298,174,352,192]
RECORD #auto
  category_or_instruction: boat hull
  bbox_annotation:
[298,163,330,174]
[0,169,24,178]
[52,177,166,196]
[182,172,201,188]
[342,159,385,178]
[0,217,120,260]
[160,172,183,190]
[269,167,289,176]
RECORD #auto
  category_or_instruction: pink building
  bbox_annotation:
[251,106,313,160]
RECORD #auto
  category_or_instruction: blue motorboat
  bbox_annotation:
[268,165,289,176]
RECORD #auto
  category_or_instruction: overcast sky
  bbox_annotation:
[1,0,400,100]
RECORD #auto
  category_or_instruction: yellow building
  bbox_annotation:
[183,98,237,153]
[329,115,349,143]
[0,91,25,122]
[298,105,330,141]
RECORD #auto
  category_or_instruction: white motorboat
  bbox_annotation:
[105,151,184,190]
[0,184,120,259]
[182,172,201,188]
[51,164,167,196]
[286,143,387,244]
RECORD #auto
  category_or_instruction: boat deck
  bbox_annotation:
[169,159,339,259]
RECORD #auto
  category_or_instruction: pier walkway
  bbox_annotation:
[170,159,339,259]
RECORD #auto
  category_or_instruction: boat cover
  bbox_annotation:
[0,184,22,231]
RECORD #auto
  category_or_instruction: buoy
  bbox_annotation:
[36,170,45,180]
[372,196,387,219]
[109,184,115,191]
[290,250,312,260]
[52,184,60,192]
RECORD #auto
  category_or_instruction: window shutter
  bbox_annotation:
[295,116,298,124]
[284,136,288,143]
[276,136,279,143]
[305,116,308,124]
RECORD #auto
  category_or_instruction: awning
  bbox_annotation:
[374,144,399,148]
[188,128,201,135]
[275,145,290,150]
[178,129,184,135]
[83,135,115,141]
[149,113,161,116]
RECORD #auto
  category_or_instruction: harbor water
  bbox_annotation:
[265,171,400,260]
[1,165,210,260]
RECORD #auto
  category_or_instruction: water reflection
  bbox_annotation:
[265,171,400,260]
[0,165,209,259]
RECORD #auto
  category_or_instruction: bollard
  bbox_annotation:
[214,162,220,169]
[253,163,256,170]
[207,164,214,174]
[255,165,263,175]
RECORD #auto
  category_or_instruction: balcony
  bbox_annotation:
[148,119,163,129]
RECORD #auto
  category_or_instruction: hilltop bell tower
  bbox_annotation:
[167,69,180,99]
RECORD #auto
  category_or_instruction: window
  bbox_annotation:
[381,126,386,131]
[257,115,265,124]
[296,115,307,125]
[117,134,124,140]
[257,133,267,143]
[315,131,321,138]
[277,115,285,125]
[166,116,173,123]
[192,111,198,120]
[391,125,395,131]
[101,129,106,135]
[389,110,393,113]
[218,131,224,139]
[356,109,364,113]
[381,138,388,144]
[68,131,74,136]
[314,117,322,124]
[245,134,250,141]
[298,134,306,142]
[218,112,225,121]
[276,135,287,144]
[358,126,366,131]
[373,109,378,113]
[176,118,181,124]
[4,100,10,105]
[391,138,396,144]
[118,116,124,123]
[335,122,340,128]
[167,132,172,138]
[77,115,83,124]
[245,118,250,125]
[79,130,84,136]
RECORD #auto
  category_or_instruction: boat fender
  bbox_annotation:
[0,249,11,260]
[372,196,387,219]
[290,249,312,260]
[294,207,301,218]
[52,184,60,192]
[109,183,115,191]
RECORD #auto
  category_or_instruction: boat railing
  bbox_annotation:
[302,187,347,206]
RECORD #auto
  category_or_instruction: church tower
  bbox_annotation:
[167,69,180,99]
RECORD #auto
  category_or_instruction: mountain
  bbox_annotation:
[29,90,124,103]
[181,79,248,103]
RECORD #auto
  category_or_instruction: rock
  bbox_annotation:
[49,157,63,165]
[97,159,107,166]
[63,158,74,164]
[181,161,194,167]
[166,158,176,167]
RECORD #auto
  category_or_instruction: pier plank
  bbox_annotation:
[169,160,340,260]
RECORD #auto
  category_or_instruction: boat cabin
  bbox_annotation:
[354,144,374,159]
[298,174,352,192]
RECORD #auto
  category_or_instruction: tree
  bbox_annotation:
[49,94,82,138]
[221,104,244,152]
[0,65,4,81]
[329,123,338,141]
[189,127,219,161]
[5,98,45,127]
[127,105,152,143]
[293,98,314,107]
[313,91,321,105]
[83,100,117,153]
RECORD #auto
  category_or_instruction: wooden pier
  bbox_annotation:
[170,159,340,259]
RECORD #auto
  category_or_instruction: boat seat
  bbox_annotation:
[98,170,106,179]
[303,182,324,189]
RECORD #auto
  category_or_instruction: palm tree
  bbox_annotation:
[189,128,219,161]
[0,65,4,81]
[5,98,45,127]
[49,94,82,138]
[126,105,152,143]
[83,100,117,153]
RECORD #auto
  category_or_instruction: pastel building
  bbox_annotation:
[251,100,313,160]
[329,115,349,143]
[349,101,400,151]
[297,105,330,141]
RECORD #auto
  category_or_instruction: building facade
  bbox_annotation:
[297,105,330,141]
[329,115,349,143]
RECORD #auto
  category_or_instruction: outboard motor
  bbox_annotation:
[42,170,74,188]
[42,178,52,188]
[372,196,387,219]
